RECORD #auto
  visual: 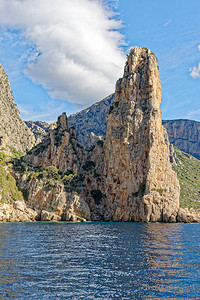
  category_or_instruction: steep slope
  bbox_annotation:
[18,113,91,222]
[173,147,200,212]
[102,47,180,222]
[25,113,85,174]
[26,99,200,159]
[0,151,37,221]
[17,47,197,223]
[0,65,35,153]
[163,119,200,159]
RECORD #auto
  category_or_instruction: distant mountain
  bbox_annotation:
[68,94,114,149]
[163,119,200,160]
[68,96,200,159]
[24,94,114,149]
[26,96,200,160]
[25,121,49,144]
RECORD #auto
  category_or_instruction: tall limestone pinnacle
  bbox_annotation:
[18,47,194,223]
[103,47,180,222]
[0,64,35,153]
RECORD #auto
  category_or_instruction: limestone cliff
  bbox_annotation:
[16,47,198,223]
[25,113,84,174]
[102,47,180,222]
[0,65,35,153]
[67,96,200,160]
[17,113,91,222]
[163,119,200,159]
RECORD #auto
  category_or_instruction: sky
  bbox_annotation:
[0,0,200,123]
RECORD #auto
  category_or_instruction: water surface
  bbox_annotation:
[0,222,199,299]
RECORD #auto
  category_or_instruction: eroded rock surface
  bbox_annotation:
[16,47,198,223]
[0,65,35,153]
[0,201,37,222]
[25,113,85,174]
[102,47,180,221]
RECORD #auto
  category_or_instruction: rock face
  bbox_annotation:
[67,95,200,160]
[25,121,49,145]
[68,94,114,149]
[25,113,84,174]
[20,113,91,221]
[102,47,180,221]
[0,65,35,153]
[0,201,37,222]
[1,49,199,222]
[19,173,91,222]
[163,119,200,159]
[17,47,194,223]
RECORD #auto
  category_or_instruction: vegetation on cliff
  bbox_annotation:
[0,48,199,223]
[0,152,23,204]
[173,147,200,211]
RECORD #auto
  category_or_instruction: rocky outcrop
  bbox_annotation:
[0,65,35,153]
[177,208,199,223]
[18,171,90,222]
[0,201,37,222]
[25,113,84,174]
[18,113,91,221]
[102,47,180,222]
[25,121,49,145]
[163,119,200,159]
[15,47,199,223]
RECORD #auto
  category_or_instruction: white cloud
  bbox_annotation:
[189,63,200,79]
[164,19,171,27]
[0,0,126,105]
[189,45,200,79]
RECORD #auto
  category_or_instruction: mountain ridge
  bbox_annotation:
[25,98,200,160]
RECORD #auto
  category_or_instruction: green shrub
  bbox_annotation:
[9,146,23,159]
[0,166,23,203]
[64,169,73,176]
[172,147,200,211]
[157,188,164,196]
[0,152,6,163]
[44,166,61,180]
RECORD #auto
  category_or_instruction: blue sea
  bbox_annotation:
[0,222,199,299]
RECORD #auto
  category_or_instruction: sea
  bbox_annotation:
[0,222,199,299]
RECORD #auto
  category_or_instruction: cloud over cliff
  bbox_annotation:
[0,0,125,105]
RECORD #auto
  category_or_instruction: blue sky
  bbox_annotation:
[0,0,200,122]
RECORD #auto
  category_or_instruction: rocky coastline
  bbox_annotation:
[0,47,199,223]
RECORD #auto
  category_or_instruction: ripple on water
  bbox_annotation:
[0,222,199,299]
